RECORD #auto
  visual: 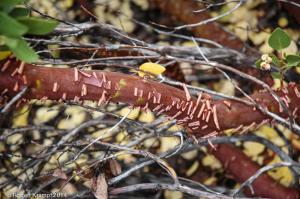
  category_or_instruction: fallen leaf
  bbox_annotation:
[268,156,293,186]
[34,106,59,124]
[243,141,265,157]
[60,183,77,194]
[52,168,67,180]
[138,62,166,77]
[92,174,108,199]
[202,155,222,169]
[118,107,140,120]
[181,149,198,160]
[138,110,155,123]
[12,105,29,127]
[186,161,199,176]
[159,137,180,153]
[164,190,183,199]
[109,159,122,176]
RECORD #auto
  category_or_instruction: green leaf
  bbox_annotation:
[3,36,18,48]
[0,11,28,36]
[17,17,58,35]
[0,0,23,12]
[10,7,30,18]
[268,28,291,50]
[0,36,4,45]
[0,45,9,51]
[285,55,300,67]
[255,59,262,68]
[271,72,282,79]
[269,53,281,67]
[0,0,23,7]
[5,37,38,62]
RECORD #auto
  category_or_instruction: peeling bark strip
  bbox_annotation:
[1,60,300,137]
[211,144,300,199]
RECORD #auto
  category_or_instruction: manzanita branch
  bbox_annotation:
[212,144,300,199]
[1,59,300,138]
[149,0,255,54]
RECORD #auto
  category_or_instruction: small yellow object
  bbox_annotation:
[278,17,288,28]
[138,62,166,77]
[0,51,11,61]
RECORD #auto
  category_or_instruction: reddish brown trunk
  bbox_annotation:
[212,144,300,199]
[1,60,299,137]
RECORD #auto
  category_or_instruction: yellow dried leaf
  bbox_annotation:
[164,190,183,199]
[34,107,59,124]
[117,154,136,164]
[159,137,180,153]
[143,137,159,148]
[181,41,197,47]
[249,31,270,46]
[214,79,235,96]
[272,78,283,90]
[256,125,277,139]
[257,156,264,165]
[12,106,29,127]
[272,137,285,147]
[203,176,217,186]
[10,151,22,163]
[202,155,222,169]
[268,157,293,186]
[90,129,106,140]
[58,106,86,129]
[115,131,127,142]
[138,110,154,123]
[243,141,265,157]
[138,62,166,77]
[234,21,250,41]
[168,124,183,132]
[277,124,292,138]
[181,149,198,160]
[0,51,11,61]
[75,155,88,166]
[59,0,73,9]
[119,107,139,120]
[186,161,199,176]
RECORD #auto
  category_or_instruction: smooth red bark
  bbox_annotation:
[212,144,299,199]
